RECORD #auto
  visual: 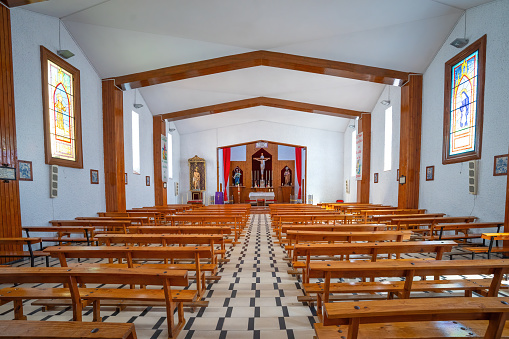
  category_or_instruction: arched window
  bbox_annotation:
[443,35,486,164]
[41,46,82,168]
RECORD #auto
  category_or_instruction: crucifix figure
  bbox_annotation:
[254,154,271,181]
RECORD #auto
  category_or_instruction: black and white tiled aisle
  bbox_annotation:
[178,213,316,338]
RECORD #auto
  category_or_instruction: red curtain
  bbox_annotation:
[295,147,302,200]
[223,147,231,200]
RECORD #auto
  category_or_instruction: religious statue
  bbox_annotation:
[192,166,200,190]
[233,167,241,186]
[284,166,291,186]
[254,154,271,180]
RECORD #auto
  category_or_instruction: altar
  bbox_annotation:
[248,192,275,205]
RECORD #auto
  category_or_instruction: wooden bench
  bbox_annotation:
[0,267,191,338]
[95,233,226,263]
[389,216,478,232]
[317,297,509,339]
[359,209,426,222]
[280,224,387,235]
[23,226,95,248]
[371,213,446,224]
[169,215,244,243]
[0,320,137,339]
[307,259,508,320]
[50,220,132,234]
[293,241,456,283]
[0,237,49,266]
[465,233,509,259]
[44,245,214,297]
[284,230,411,259]
[421,222,504,242]
[77,216,150,226]
[127,225,232,235]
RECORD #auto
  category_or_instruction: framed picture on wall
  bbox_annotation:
[124,173,128,185]
[494,154,508,176]
[18,160,33,181]
[90,169,99,184]
[426,166,434,181]
[374,173,378,183]
[146,176,150,186]
[175,182,179,196]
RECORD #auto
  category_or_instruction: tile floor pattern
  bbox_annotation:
[0,214,504,339]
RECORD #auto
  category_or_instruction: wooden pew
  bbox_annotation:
[307,259,508,320]
[389,216,478,232]
[77,216,150,225]
[359,209,426,222]
[371,213,446,224]
[293,241,456,283]
[466,233,509,259]
[284,230,411,259]
[95,233,225,263]
[128,225,232,236]
[23,226,95,248]
[50,220,131,234]
[0,320,137,339]
[0,237,49,266]
[421,222,504,242]
[280,224,387,237]
[169,215,244,243]
[318,297,509,339]
[44,245,214,297]
[0,267,191,338]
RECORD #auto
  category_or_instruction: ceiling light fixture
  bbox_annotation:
[133,90,143,109]
[57,21,74,59]
[451,11,469,48]
[381,86,391,106]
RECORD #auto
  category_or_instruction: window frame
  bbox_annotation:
[384,106,392,171]
[442,35,486,165]
[41,46,83,168]
[132,111,141,175]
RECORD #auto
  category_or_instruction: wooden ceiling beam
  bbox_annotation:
[0,0,47,7]
[112,51,412,90]
[160,97,366,121]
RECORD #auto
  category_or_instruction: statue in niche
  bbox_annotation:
[254,154,271,180]
[233,167,242,186]
[192,166,200,190]
[284,166,291,186]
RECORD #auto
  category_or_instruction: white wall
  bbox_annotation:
[11,9,105,225]
[420,0,509,221]
[123,89,155,209]
[370,86,401,206]
[180,120,344,204]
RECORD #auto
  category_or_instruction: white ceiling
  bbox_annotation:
[22,0,493,134]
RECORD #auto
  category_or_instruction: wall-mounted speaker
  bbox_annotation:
[50,165,58,198]
[468,160,478,195]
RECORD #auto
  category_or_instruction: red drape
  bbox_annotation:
[223,147,231,200]
[295,147,302,200]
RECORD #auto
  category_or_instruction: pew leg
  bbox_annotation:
[13,300,27,320]
[485,312,507,339]
[93,300,101,322]
[347,317,360,339]
[316,293,323,321]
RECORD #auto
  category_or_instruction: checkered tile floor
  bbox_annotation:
[0,214,504,339]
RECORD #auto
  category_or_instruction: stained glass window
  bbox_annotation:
[443,35,486,164]
[41,46,82,168]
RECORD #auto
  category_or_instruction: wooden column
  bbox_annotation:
[398,75,423,209]
[357,114,371,203]
[102,80,126,212]
[153,116,167,206]
[0,5,22,261]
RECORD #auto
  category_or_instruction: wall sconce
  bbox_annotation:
[399,175,406,185]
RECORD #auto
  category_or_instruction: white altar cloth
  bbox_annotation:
[248,192,275,201]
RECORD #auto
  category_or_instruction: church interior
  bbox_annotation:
[0,0,509,338]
